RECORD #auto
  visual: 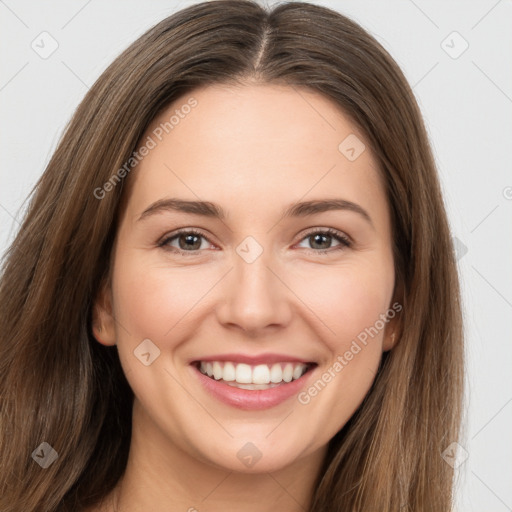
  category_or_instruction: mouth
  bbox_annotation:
[193,360,315,390]
[190,356,318,410]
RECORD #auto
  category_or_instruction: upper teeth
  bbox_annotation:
[199,361,309,384]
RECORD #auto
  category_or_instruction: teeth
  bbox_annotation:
[226,382,282,390]
[213,361,223,380]
[223,362,236,381]
[197,361,310,385]
[252,364,270,384]
[235,363,252,384]
[270,363,282,383]
[283,363,293,383]
[292,364,304,380]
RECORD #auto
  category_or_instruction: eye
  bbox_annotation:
[158,229,215,254]
[158,227,352,256]
[295,228,352,254]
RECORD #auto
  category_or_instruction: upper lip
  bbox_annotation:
[190,353,316,365]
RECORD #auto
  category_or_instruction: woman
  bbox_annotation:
[0,1,464,510]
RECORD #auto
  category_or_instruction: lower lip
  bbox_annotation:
[191,364,316,410]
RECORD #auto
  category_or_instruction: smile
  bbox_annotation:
[197,361,312,389]
[191,356,317,410]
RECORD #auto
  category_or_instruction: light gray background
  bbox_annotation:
[1,1,511,510]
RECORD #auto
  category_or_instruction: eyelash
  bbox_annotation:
[158,227,352,256]
[298,227,352,254]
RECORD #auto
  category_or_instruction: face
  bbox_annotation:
[94,83,398,473]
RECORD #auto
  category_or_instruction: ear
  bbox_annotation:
[382,322,400,352]
[382,280,404,352]
[91,278,117,346]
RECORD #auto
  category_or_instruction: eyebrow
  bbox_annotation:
[138,197,374,228]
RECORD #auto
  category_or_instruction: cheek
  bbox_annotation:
[291,265,393,433]
[111,253,217,342]
[290,260,394,350]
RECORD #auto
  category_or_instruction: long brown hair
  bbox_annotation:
[0,1,464,510]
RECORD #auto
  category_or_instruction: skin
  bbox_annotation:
[92,83,399,512]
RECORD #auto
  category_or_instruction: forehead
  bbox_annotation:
[122,83,388,230]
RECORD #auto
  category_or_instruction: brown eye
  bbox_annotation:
[177,233,203,250]
[159,229,212,253]
[308,233,333,250]
[296,228,351,253]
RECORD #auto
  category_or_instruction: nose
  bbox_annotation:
[215,249,293,335]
